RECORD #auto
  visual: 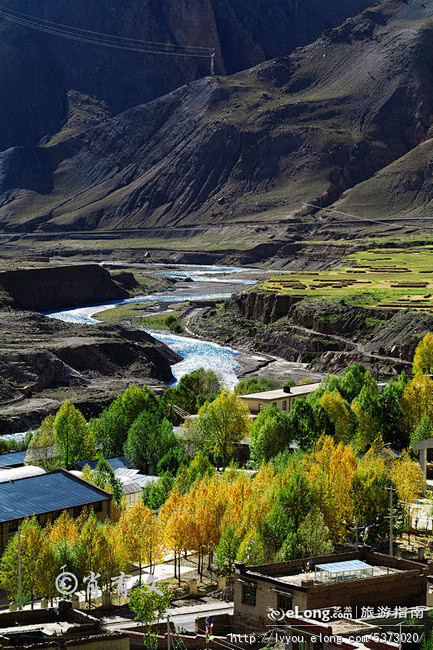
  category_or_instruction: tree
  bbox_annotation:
[412,415,433,447]
[413,333,433,376]
[179,368,223,398]
[351,451,392,539]
[116,501,162,581]
[142,472,175,510]
[25,414,59,471]
[401,375,433,434]
[235,376,280,395]
[304,436,357,542]
[188,390,250,468]
[320,389,356,443]
[0,517,45,607]
[391,451,425,525]
[174,451,215,495]
[249,406,294,463]
[297,508,334,557]
[378,374,409,449]
[215,525,241,575]
[76,510,110,607]
[53,400,96,468]
[129,583,172,650]
[351,373,381,451]
[95,384,159,457]
[124,414,177,474]
[286,395,332,450]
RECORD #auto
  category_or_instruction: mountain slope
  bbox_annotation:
[1,0,433,233]
[0,0,375,151]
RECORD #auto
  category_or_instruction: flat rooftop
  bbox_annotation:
[238,383,320,401]
[278,564,402,587]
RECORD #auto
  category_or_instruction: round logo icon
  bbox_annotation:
[56,569,78,596]
[267,607,285,622]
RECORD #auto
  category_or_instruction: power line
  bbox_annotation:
[0,6,211,51]
[0,7,215,62]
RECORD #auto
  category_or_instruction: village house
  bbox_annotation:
[0,600,129,649]
[233,548,433,632]
[0,469,112,553]
[238,383,321,415]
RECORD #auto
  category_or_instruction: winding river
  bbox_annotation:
[46,264,258,388]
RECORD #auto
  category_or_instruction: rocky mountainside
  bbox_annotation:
[0,0,432,235]
[197,290,433,375]
[0,310,181,432]
[0,0,374,152]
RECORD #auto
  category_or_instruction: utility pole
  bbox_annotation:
[210,49,216,76]
[167,613,171,650]
[18,523,22,611]
[387,486,396,556]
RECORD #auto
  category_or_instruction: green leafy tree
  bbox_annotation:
[93,458,124,506]
[124,414,177,474]
[215,525,241,575]
[0,517,45,607]
[174,451,215,494]
[235,376,280,395]
[53,401,96,468]
[250,406,294,463]
[297,508,334,557]
[352,372,381,451]
[412,415,433,447]
[262,503,296,560]
[187,390,250,468]
[156,447,188,476]
[378,374,409,449]
[339,364,367,402]
[129,583,172,650]
[142,472,175,510]
[95,385,159,457]
[286,395,332,450]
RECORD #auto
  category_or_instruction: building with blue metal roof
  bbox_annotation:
[73,456,131,471]
[0,451,27,468]
[0,470,111,553]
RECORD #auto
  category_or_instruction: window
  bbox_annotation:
[258,403,263,412]
[8,521,18,533]
[277,592,293,612]
[94,502,103,513]
[272,402,277,408]
[241,583,256,606]
[282,400,287,411]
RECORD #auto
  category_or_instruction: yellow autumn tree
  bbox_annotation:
[238,463,275,537]
[117,501,162,584]
[391,451,425,523]
[320,389,354,443]
[413,332,433,376]
[400,375,433,433]
[304,435,357,542]
[160,490,192,584]
[186,474,226,578]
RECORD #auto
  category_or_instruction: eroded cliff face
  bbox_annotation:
[198,291,433,373]
[0,0,375,150]
[0,264,128,310]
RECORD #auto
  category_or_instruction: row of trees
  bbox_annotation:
[2,434,423,605]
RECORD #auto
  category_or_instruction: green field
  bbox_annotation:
[259,245,433,310]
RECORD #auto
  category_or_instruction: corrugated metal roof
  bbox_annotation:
[122,481,142,495]
[0,451,27,468]
[0,470,111,523]
[315,560,373,573]
[74,456,131,471]
[0,466,46,483]
[115,468,159,489]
